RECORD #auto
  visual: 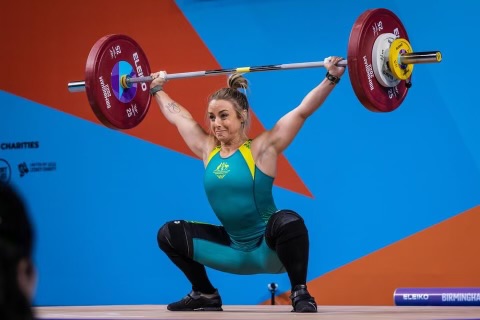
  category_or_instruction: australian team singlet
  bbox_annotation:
[192,140,285,274]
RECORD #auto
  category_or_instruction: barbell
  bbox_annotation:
[68,8,442,130]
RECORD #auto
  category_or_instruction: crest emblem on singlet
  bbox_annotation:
[213,162,230,179]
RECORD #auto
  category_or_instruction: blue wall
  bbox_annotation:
[1,0,479,306]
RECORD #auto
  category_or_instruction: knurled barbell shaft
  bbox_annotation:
[127,60,349,85]
[67,51,441,92]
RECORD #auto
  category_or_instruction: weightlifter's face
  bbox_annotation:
[208,99,243,142]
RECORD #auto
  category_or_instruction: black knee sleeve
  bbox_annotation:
[265,210,308,250]
[157,220,193,259]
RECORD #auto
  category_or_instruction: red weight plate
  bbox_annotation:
[85,34,151,129]
[348,8,410,112]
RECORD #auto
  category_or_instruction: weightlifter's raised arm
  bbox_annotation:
[149,71,210,159]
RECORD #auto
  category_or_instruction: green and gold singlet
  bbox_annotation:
[191,140,285,274]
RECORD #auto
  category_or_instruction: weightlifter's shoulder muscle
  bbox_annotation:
[251,133,278,177]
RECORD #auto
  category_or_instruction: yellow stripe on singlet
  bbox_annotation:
[207,146,221,164]
[238,140,255,179]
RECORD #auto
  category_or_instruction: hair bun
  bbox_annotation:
[228,73,248,90]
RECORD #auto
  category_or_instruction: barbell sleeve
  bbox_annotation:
[398,51,442,65]
[68,81,89,93]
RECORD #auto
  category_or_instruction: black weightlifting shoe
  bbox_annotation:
[167,289,223,311]
[290,284,318,313]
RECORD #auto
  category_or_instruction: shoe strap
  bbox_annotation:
[289,285,312,304]
[186,290,218,299]
[185,290,200,300]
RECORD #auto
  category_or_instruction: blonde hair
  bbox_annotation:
[207,73,251,131]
